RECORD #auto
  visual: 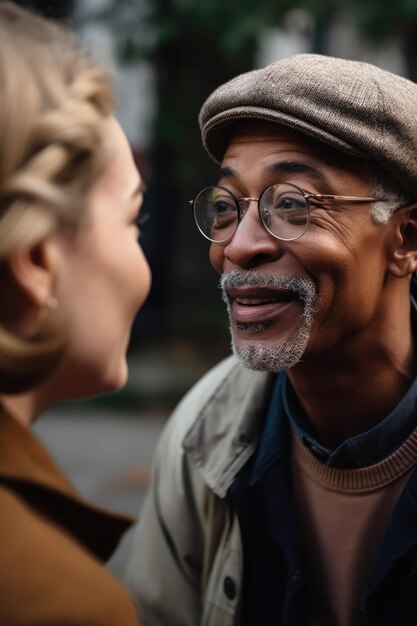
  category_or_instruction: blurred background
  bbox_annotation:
[10,0,417,574]
[12,0,417,393]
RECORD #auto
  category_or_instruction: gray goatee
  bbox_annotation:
[220,269,317,372]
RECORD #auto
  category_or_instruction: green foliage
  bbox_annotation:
[344,0,417,40]
[90,0,290,62]
[89,0,417,61]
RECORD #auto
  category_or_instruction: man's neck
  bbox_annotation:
[288,322,416,449]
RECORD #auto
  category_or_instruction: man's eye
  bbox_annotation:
[275,194,306,212]
[212,200,235,215]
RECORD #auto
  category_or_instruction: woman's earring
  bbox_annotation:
[39,296,59,320]
[47,296,58,310]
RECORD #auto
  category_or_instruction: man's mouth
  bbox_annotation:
[226,288,300,324]
[233,291,296,306]
[235,296,279,306]
[228,287,298,303]
[220,270,317,339]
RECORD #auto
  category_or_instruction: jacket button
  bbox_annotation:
[223,576,237,600]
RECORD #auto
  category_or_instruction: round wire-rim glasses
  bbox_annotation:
[189,181,381,243]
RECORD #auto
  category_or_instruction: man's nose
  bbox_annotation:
[224,200,282,268]
[237,197,256,219]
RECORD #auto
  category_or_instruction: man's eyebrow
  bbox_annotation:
[217,166,237,182]
[217,161,329,185]
[267,161,328,183]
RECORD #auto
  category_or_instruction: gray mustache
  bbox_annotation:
[220,269,317,304]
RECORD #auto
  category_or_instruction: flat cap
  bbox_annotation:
[199,54,417,194]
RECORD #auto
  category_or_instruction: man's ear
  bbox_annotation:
[388,206,417,279]
[8,236,59,308]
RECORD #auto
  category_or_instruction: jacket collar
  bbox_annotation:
[0,408,133,561]
[0,407,79,495]
[183,357,275,498]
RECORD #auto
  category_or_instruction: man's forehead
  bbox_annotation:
[219,121,378,194]
[224,120,368,176]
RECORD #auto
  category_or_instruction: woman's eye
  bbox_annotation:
[135,212,150,227]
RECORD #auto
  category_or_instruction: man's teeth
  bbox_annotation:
[236,297,279,305]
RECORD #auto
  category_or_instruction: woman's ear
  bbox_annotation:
[388,205,417,279]
[8,236,59,308]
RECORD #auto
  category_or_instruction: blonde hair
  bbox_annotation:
[0,2,113,393]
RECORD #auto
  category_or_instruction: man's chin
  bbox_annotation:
[231,337,307,373]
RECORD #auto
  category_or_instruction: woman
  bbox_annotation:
[0,3,150,624]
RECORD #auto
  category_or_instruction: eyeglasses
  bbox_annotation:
[189,182,381,243]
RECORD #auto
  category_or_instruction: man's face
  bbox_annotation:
[209,121,397,372]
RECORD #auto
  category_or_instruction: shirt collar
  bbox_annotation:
[285,370,417,468]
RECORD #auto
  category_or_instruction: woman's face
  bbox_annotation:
[52,116,151,400]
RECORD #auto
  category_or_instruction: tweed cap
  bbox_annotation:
[199,54,417,194]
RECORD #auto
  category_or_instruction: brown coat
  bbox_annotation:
[0,409,141,625]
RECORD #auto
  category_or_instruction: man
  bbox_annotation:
[126,54,417,626]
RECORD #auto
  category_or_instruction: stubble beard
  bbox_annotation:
[220,270,317,373]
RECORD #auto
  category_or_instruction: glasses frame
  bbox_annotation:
[189,181,382,243]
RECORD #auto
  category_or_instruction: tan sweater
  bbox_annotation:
[292,428,417,626]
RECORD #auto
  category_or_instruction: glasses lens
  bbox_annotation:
[259,183,309,241]
[193,186,238,242]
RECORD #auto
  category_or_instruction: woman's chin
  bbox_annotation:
[53,359,129,402]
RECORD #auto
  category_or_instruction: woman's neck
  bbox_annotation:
[0,386,51,428]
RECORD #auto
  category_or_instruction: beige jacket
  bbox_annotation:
[127,355,273,626]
